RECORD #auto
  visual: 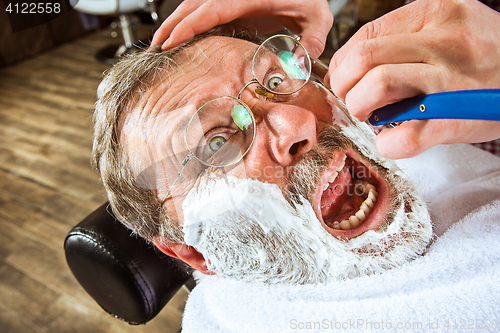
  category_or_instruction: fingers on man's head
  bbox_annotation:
[375,119,470,159]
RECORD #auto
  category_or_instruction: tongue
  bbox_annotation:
[320,168,364,223]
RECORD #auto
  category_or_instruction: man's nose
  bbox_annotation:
[251,101,318,166]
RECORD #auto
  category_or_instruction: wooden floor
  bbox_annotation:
[0,29,188,333]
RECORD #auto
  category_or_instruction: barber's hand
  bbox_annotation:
[325,0,500,159]
[151,0,333,58]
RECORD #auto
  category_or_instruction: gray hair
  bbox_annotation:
[92,26,261,243]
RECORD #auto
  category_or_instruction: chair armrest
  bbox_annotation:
[64,203,192,324]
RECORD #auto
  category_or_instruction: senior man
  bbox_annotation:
[93,27,500,331]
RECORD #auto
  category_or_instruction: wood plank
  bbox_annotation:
[0,308,40,333]
[0,191,74,252]
[0,27,188,332]
[0,144,102,202]
[0,168,105,226]
[0,263,60,330]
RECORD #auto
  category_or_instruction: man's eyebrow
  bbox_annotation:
[250,45,277,70]
[156,98,193,136]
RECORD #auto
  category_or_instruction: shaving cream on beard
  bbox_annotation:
[180,85,432,284]
[182,175,338,284]
[181,174,431,284]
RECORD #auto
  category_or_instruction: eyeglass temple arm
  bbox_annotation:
[285,30,329,82]
[310,56,329,84]
[157,153,193,211]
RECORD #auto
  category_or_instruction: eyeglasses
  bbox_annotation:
[158,34,326,209]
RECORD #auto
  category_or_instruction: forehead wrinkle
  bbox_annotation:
[118,37,255,179]
[162,40,254,112]
[124,37,258,144]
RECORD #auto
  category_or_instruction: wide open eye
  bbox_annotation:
[198,128,248,167]
[186,96,256,167]
[200,132,231,162]
[252,35,311,95]
[266,73,284,91]
[208,135,227,154]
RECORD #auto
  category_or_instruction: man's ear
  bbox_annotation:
[153,237,215,275]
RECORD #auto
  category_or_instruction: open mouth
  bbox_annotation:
[313,148,389,240]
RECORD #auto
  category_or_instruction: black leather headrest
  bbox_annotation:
[64,203,192,324]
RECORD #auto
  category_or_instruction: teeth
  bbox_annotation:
[321,155,380,231]
[327,186,379,231]
[365,183,376,193]
[368,190,378,203]
[328,171,338,183]
[365,197,375,209]
[355,209,367,222]
[323,156,347,191]
[340,220,351,230]
[349,215,360,228]
[336,158,346,172]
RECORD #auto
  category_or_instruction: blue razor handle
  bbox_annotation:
[368,89,500,126]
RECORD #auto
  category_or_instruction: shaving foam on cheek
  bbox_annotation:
[322,90,401,174]
[181,176,333,272]
[325,91,433,252]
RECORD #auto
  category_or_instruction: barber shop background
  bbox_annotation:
[0,0,435,332]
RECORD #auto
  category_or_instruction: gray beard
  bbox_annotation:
[181,125,433,284]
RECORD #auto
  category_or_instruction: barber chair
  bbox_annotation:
[71,0,159,63]
[64,203,194,325]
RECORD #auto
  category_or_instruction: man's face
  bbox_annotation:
[121,36,433,284]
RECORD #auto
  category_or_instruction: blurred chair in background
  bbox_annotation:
[71,0,159,63]
[328,0,358,50]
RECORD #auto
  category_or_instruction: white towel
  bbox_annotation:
[182,144,500,332]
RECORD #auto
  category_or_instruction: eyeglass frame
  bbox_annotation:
[158,34,331,209]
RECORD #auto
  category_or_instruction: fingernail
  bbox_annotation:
[164,37,178,50]
[324,78,331,89]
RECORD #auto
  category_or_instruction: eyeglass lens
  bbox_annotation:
[252,35,311,95]
[185,96,255,167]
